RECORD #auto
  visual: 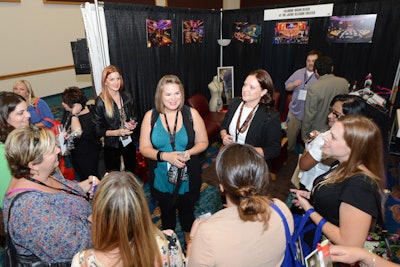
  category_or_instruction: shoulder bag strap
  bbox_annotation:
[270,202,291,241]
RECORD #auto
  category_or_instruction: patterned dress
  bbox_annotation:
[71,230,186,266]
[3,175,92,263]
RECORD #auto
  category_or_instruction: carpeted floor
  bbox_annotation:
[143,141,298,248]
[200,141,298,202]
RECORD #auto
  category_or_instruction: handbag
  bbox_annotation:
[5,191,71,267]
[270,203,327,267]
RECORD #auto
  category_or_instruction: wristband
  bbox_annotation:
[157,151,163,162]
[305,208,316,216]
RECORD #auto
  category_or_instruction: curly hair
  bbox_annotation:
[61,86,88,109]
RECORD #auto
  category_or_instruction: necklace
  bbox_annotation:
[163,110,179,150]
[25,176,89,201]
[235,102,258,142]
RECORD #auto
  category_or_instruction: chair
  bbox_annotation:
[186,94,225,143]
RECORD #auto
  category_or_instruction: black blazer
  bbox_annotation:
[220,97,282,160]
[93,91,135,148]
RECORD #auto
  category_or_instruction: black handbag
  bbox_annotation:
[4,191,71,267]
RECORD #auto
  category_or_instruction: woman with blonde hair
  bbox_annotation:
[72,171,185,267]
[13,79,55,129]
[4,126,97,264]
[292,115,384,247]
[93,65,138,173]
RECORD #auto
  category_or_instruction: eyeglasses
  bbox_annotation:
[329,107,344,119]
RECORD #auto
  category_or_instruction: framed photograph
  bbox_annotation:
[273,20,309,44]
[146,19,172,48]
[183,20,204,44]
[326,14,377,43]
[218,66,234,104]
[232,22,261,44]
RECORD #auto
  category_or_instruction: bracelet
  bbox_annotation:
[157,151,163,162]
[360,251,376,267]
[72,114,79,117]
[369,250,376,267]
[305,208,316,216]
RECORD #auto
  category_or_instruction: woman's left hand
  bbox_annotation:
[78,175,100,193]
[290,188,313,211]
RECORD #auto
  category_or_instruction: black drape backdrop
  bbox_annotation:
[104,3,220,120]
[104,1,400,119]
[223,0,400,110]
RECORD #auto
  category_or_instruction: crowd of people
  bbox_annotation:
[0,59,392,266]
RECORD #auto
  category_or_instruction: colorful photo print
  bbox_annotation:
[232,22,261,44]
[183,20,204,44]
[326,14,377,43]
[273,20,309,44]
[146,19,172,48]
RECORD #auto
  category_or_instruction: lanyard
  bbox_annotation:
[164,110,179,151]
[119,96,127,128]
[303,71,314,88]
[25,176,89,201]
[235,102,258,142]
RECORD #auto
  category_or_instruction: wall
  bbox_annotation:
[0,0,93,97]
[0,0,239,97]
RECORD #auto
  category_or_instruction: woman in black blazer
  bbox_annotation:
[220,69,281,167]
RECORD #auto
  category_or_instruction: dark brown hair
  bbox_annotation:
[216,143,272,228]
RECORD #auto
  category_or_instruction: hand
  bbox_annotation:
[293,79,302,87]
[222,134,234,145]
[290,189,313,211]
[329,245,368,264]
[71,103,83,116]
[79,175,100,193]
[119,128,133,137]
[124,120,138,130]
[180,150,191,162]
[164,151,187,168]
[61,102,72,112]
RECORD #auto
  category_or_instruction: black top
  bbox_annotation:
[93,91,135,148]
[312,173,381,226]
[220,97,282,160]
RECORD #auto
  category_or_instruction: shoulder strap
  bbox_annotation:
[270,202,299,267]
[181,105,194,149]
[150,108,158,139]
[270,202,291,241]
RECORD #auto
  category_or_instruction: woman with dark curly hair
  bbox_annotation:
[61,86,100,180]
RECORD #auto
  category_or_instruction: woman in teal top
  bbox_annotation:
[151,116,190,195]
[140,75,208,246]
[0,91,31,205]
